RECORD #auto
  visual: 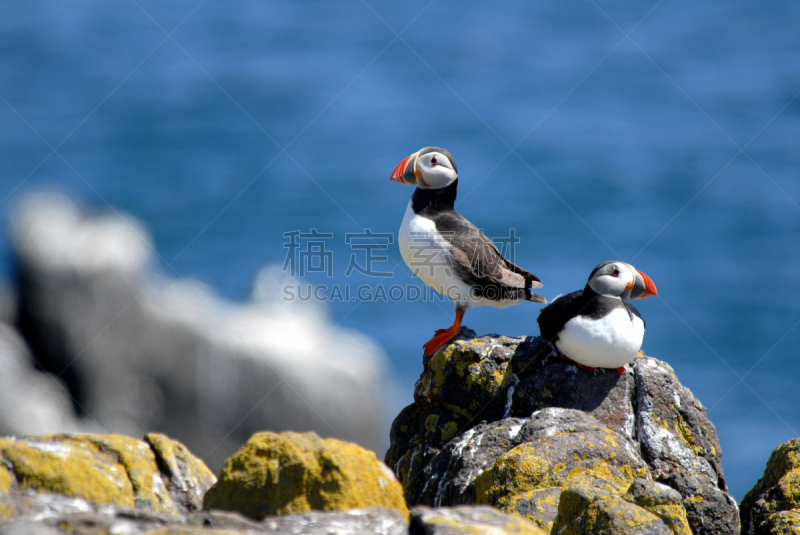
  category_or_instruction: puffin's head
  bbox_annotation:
[390,147,458,189]
[586,261,657,300]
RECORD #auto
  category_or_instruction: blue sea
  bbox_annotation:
[1,1,799,501]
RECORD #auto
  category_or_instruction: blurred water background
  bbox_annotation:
[0,1,798,501]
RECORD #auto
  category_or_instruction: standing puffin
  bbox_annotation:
[391,146,545,356]
[537,261,657,372]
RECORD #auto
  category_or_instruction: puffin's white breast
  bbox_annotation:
[398,202,487,308]
[555,306,645,369]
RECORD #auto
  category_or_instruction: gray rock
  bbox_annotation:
[0,497,409,535]
[634,357,738,534]
[410,505,546,534]
[387,332,738,535]
[10,194,389,470]
[0,321,90,437]
[258,508,409,534]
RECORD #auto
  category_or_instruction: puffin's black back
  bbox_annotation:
[537,287,645,343]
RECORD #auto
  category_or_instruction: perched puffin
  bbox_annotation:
[537,261,657,372]
[391,146,545,356]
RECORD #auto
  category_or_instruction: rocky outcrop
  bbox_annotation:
[203,431,409,520]
[10,194,389,469]
[740,438,800,535]
[0,430,540,535]
[386,330,738,535]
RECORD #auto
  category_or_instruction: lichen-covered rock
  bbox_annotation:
[624,478,692,534]
[396,408,646,532]
[145,432,217,513]
[0,433,214,518]
[474,411,648,531]
[553,485,672,535]
[411,505,546,534]
[414,331,519,422]
[741,438,800,535]
[204,431,408,521]
[386,332,738,535]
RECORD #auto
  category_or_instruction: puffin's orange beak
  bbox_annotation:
[630,270,658,299]
[390,152,420,185]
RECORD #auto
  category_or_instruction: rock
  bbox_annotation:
[204,431,408,521]
[0,433,215,518]
[386,332,738,535]
[634,357,738,535]
[0,321,89,437]
[10,194,389,470]
[741,438,800,535]
[550,478,692,535]
[624,478,692,534]
[259,508,409,535]
[410,505,546,534]
[553,485,672,535]
[395,407,647,532]
[144,432,217,514]
[0,497,408,534]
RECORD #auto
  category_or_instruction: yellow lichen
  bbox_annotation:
[675,414,704,457]
[424,414,440,434]
[203,431,408,521]
[45,434,177,514]
[646,503,693,535]
[0,437,135,508]
[0,466,13,493]
[684,494,703,505]
[441,421,459,442]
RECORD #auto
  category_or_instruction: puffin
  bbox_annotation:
[537,261,657,373]
[391,146,545,356]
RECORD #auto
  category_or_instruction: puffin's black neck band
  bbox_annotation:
[411,178,458,212]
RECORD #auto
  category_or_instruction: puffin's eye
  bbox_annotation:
[431,157,438,165]
[612,268,620,277]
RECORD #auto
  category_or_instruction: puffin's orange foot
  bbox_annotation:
[616,366,626,373]
[561,354,597,370]
[424,328,458,356]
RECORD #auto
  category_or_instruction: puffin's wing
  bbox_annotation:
[430,210,545,303]
[537,290,583,342]
[501,256,543,288]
